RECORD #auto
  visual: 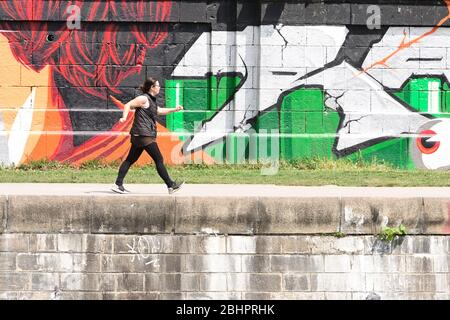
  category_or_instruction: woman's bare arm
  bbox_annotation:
[157,105,184,115]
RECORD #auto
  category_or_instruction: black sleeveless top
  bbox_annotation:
[130,93,157,138]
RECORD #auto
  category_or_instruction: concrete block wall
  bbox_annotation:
[0,194,449,299]
[1,233,449,300]
[1,1,450,169]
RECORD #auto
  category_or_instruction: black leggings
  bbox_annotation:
[115,142,174,187]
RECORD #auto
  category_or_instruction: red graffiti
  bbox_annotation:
[0,1,171,98]
[0,1,197,165]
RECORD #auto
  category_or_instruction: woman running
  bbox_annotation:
[112,77,184,194]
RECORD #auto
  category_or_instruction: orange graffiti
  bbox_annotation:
[362,0,450,73]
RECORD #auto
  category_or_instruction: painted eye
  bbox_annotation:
[416,129,440,154]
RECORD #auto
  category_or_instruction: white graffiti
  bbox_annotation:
[174,24,450,169]
[66,5,81,30]
[173,25,349,152]
[126,236,160,266]
[0,87,36,166]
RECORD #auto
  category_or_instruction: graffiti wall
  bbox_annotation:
[1,0,450,169]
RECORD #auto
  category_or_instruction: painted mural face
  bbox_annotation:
[0,0,210,166]
[2,1,450,169]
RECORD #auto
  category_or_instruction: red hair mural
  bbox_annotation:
[0,1,211,165]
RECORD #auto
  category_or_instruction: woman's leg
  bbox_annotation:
[144,142,174,187]
[115,144,144,186]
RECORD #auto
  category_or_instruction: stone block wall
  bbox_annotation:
[0,194,449,299]
[1,233,449,300]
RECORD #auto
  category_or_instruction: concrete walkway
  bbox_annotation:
[0,183,449,197]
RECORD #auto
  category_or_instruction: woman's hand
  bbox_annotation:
[119,117,127,123]
[175,105,184,112]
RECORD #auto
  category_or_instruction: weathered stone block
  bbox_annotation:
[199,273,227,292]
[31,273,59,291]
[0,196,6,233]
[324,255,351,273]
[241,255,271,273]
[16,253,73,272]
[185,292,241,300]
[331,237,365,254]
[227,274,281,292]
[283,274,311,291]
[100,273,117,292]
[227,236,282,254]
[29,234,57,252]
[113,235,163,254]
[405,256,433,273]
[58,234,83,252]
[102,254,181,273]
[0,292,18,300]
[341,198,423,234]
[0,234,28,252]
[60,292,104,300]
[315,273,365,292]
[350,255,375,273]
[258,197,340,234]
[73,253,102,273]
[159,293,185,300]
[372,255,406,273]
[175,196,259,235]
[144,274,159,292]
[431,255,450,273]
[184,255,241,273]
[162,255,184,273]
[270,292,325,300]
[82,234,114,254]
[271,255,324,273]
[280,236,311,254]
[0,252,16,271]
[174,235,227,254]
[116,274,145,292]
[367,274,404,292]
[7,196,91,233]
[423,198,450,234]
[102,254,159,273]
[324,292,353,300]
[91,196,175,234]
[412,236,432,254]
[155,274,200,292]
[309,236,336,255]
[61,273,101,291]
[0,273,30,291]
[402,274,438,292]
[242,293,272,300]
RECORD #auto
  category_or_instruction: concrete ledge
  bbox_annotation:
[341,198,424,235]
[6,196,91,233]
[257,197,340,234]
[175,197,259,234]
[91,196,175,234]
[423,198,450,234]
[1,193,450,235]
[0,196,6,233]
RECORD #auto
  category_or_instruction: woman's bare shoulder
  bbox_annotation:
[133,95,149,108]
